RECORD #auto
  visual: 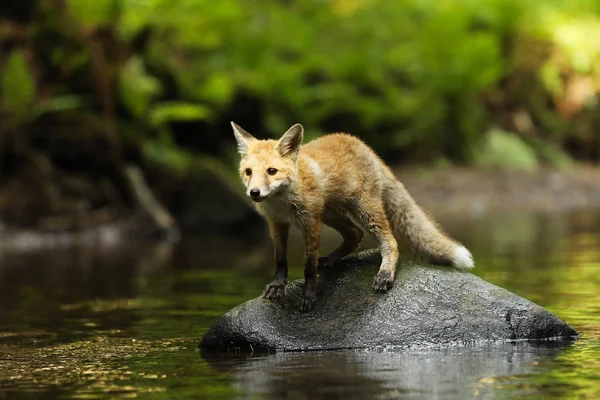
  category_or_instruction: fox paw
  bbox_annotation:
[297,292,316,312]
[372,271,394,292]
[263,280,286,300]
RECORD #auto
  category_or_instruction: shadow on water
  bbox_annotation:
[0,209,599,398]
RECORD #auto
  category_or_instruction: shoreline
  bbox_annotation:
[1,165,600,250]
[398,166,600,218]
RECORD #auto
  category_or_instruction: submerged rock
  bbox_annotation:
[200,250,577,352]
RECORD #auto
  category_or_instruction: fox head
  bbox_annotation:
[231,122,304,203]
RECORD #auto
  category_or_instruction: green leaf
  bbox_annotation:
[540,63,564,96]
[1,49,36,118]
[33,95,86,118]
[475,128,539,171]
[143,132,194,173]
[197,72,234,105]
[119,56,162,118]
[68,0,119,26]
[149,101,212,127]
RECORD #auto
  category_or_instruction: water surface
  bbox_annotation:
[0,210,599,399]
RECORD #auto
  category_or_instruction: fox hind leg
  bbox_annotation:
[319,212,364,267]
[354,197,399,292]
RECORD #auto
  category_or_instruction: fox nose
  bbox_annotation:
[250,189,261,198]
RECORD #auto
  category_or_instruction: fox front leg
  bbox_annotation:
[299,218,322,312]
[263,221,290,300]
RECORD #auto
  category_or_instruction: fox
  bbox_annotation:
[231,122,474,311]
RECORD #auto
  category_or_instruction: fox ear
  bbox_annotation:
[276,124,304,158]
[231,122,256,156]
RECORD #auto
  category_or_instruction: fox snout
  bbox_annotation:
[246,180,287,202]
[248,188,265,202]
[246,184,268,202]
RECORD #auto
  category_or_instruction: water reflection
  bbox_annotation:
[0,242,173,337]
[204,343,572,400]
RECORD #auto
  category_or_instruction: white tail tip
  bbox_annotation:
[452,245,474,269]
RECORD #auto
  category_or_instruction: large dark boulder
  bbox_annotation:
[200,250,577,352]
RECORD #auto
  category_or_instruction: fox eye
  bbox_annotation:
[267,168,278,176]
[245,168,252,176]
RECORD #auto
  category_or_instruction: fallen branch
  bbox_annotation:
[123,163,179,240]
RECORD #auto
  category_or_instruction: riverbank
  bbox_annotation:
[399,165,600,217]
[1,165,600,250]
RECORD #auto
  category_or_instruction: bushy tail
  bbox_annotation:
[383,180,474,269]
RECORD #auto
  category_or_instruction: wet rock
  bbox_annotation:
[200,250,577,352]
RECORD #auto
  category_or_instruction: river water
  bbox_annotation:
[0,210,599,399]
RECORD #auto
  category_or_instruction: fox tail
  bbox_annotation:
[383,180,474,269]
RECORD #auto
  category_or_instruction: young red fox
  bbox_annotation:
[232,122,474,311]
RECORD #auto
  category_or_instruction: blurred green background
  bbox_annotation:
[1,0,600,231]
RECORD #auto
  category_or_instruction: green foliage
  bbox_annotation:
[67,0,119,26]
[108,0,521,162]
[524,1,600,97]
[144,101,213,172]
[1,50,85,124]
[149,102,212,127]
[1,50,36,121]
[34,95,85,116]
[143,132,194,174]
[533,140,575,170]
[3,0,600,174]
[119,56,162,118]
[475,128,539,171]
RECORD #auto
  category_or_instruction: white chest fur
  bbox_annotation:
[259,195,295,223]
